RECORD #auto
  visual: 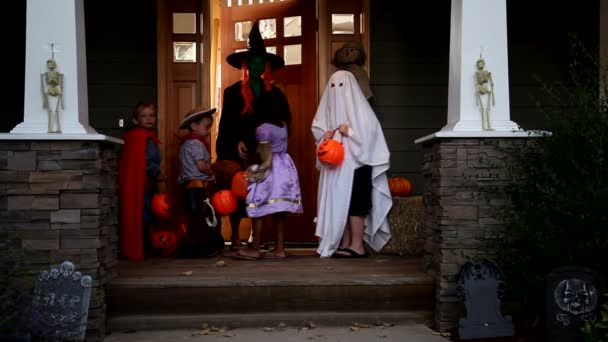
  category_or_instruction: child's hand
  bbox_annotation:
[338,123,350,137]
[323,130,334,140]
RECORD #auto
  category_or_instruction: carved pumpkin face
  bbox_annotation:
[211,189,238,216]
[231,171,248,199]
[150,230,177,255]
[388,177,413,197]
[151,193,172,219]
[317,139,345,168]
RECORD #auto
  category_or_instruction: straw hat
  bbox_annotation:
[226,21,285,71]
[179,106,216,130]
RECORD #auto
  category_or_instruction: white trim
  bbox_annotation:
[415,130,545,144]
[0,133,123,144]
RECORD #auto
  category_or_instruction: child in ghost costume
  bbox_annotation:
[311,70,393,258]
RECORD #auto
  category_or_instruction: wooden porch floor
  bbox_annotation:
[110,250,433,287]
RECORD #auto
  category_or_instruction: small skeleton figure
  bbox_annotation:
[41,56,64,133]
[475,56,495,131]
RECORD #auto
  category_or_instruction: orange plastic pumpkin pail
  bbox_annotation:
[317,139,345,168]
[211,189,238,216]
[231,171,248,199]
[151,193,172,219]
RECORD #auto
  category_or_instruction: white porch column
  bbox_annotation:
[11,0,95,135]
[441,0,519,133]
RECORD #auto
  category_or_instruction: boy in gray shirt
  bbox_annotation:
[177,107,224,257]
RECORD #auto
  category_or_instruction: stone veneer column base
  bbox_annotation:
[420,137,529,331]
[0,140,120,341]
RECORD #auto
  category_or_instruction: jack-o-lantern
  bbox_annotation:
[388,177,413,197]
[231,171,248,199]
[150,230,177,255]
[211,189,238,216]
[317,139,345,168]
[151,193,172,219]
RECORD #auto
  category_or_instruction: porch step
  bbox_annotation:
[106,254,435,331]
[107,311,433,331]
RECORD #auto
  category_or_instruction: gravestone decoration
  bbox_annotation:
[546,266,606,342]
[29,261,92,341]
[456,259,515,339]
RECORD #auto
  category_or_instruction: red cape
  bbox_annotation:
[118,128,159,261]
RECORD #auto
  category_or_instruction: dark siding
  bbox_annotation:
[370,1,451,194]
[85,0,157,139]
[507,0,599,130]
[3,0,26,133]
[370,1,598,194]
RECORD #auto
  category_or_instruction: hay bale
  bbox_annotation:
[368,195,425,256]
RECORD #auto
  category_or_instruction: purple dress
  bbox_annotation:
[246,123,303,217]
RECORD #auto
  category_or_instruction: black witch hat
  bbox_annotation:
[226,21,285,71]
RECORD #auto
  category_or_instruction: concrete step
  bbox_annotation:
[107,311,434,331]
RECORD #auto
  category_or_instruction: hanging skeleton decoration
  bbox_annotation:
[41,44,64,133]
[475,51,495,131]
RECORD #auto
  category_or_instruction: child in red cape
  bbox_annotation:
[118,101,163,261]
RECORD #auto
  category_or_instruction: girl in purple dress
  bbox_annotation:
[231,118,303,260]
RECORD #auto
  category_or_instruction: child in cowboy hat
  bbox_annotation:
[176,106,225,257]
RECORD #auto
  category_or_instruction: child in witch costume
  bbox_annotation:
[118,101,163,261]
[176,106,225,257]
[216,21,292,251]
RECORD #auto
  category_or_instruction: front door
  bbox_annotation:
[220,0,318,243]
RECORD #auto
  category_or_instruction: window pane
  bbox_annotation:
[173,13,196,34]
[266,46,276,55]
[284,16,301,37]
[235,21,252,41]
[259,18,276,39]
[173,42,196,62]
[284,44,301,65]
[331,14,354,34]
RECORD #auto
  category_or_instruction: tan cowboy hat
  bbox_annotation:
[179,106,216,130]
[226,21,285,71]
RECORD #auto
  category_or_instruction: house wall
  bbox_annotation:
[3,1,26,133]
[369,1,599,195]
[84,0,158,139]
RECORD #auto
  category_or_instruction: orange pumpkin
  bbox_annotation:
[151,193,172,219]
[317,139,345,168]
[231,171,248,199]
[388,177,413,197]
[150,230,177,255]
[211,189,238,216]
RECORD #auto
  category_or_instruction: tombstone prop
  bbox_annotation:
[546,266,606,342]
[30,261,92,341]
[456,259,515,339]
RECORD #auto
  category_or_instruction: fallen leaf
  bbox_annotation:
[298,327,310,332]
[181,271,193,276]
[325,267,334,270]
[263,327,275,332]
[278,322,287,329]
[375,321,393,327]
[352,322,371,328]
[193,329,209,335]
[306,321,316,329]
[215,261,226,267]
[378,334,388,338]
[350,326,360,331]
[223,332,235,337]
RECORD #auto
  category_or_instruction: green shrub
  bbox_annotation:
[494,35,608,311]
[582,294,608,342]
